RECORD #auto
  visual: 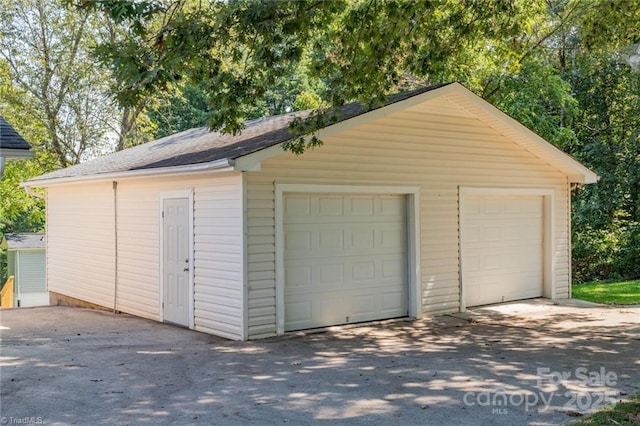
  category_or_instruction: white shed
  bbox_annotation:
[24,83,598,340]
[1,233,48,308]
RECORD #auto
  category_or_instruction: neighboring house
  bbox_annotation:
[23,83,598,340]
[1,233,47,308]
[0,115,34,178]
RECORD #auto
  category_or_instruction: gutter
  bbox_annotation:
[21,158,235,188]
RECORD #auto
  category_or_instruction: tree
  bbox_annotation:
[81,0,543,152]
[570,55,640,281]
[0,59,56,282]
[0,0,154,167]
[147,66,322,139]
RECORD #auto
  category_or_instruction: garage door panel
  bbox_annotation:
[285,266,312,287]
[381,197,405,216]
[462,195,544,307]
[284,193,407,331]
[352,295,375,315]
[285,300,312,326]
[352,261,375,281]
[351,197,374,215]
[319,263,344,285]
[285,230,312,252]
[285,196,311,217]
[381,291,405,312]
[285,254,406,291]
[319,196,344,216]
[319,229,345,250]
[351,228,375,250]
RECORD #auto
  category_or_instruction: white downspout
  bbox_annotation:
[113,181,119,313]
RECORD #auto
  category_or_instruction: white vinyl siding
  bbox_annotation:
[47,182,116,308]
[245,96,570,339]
[46,173,244,340]
[192,176,244,339]
[116,173,244,339]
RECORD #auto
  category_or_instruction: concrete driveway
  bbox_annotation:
[1,300,638,425]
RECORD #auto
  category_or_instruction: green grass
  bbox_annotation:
[572,394,640,425]
[572,280,640,305]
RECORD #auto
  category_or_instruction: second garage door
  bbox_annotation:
[283,193,408,331]
[461,195,544,307]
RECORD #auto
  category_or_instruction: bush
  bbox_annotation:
[573,222,640,283]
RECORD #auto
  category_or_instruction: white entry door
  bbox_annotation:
[162,197,191,326]
[462,195,544,307]
[283,193,408,331]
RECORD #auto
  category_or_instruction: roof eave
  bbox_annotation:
[22,157,235,188]
[1,149,34,160]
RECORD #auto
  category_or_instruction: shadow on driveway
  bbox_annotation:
[1,300,638,425]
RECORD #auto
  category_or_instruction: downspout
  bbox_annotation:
[113,181,118,313]
[0,156,5,178]
[568,179,573,298]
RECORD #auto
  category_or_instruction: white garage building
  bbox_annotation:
[24,83,597,340]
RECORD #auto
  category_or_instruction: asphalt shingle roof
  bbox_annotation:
[2,233,46,250]
[28,84,450,182]
[0,116,32,151]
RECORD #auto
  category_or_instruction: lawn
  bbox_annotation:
[572,394,640,425]
[572,280,640,305]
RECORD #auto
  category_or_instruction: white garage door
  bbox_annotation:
[284,193,408,331]
[462,195,544,307]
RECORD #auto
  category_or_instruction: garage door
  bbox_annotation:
[284,193,408,331]
[462,195,543,307]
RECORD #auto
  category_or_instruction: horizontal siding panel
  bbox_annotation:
[47,183,116,309]
[248,271,275,281]
[248,279,276,291]
[248,261,275,273]
[194,303,241,322]
[248,253,275,263]
[249,314,276,327]
[196,286,241,301]
[248,295,275,309]
[195,268,241,282]
[248,244,275,255]
[194,244,241,257]
[249,288,276,300]
[422,285,460,297]
[195,320,242,341]
[194,217,242,229]
[247,236,274,246]
[245,328,276,340]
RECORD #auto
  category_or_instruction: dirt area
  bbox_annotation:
[1,299,638,425]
